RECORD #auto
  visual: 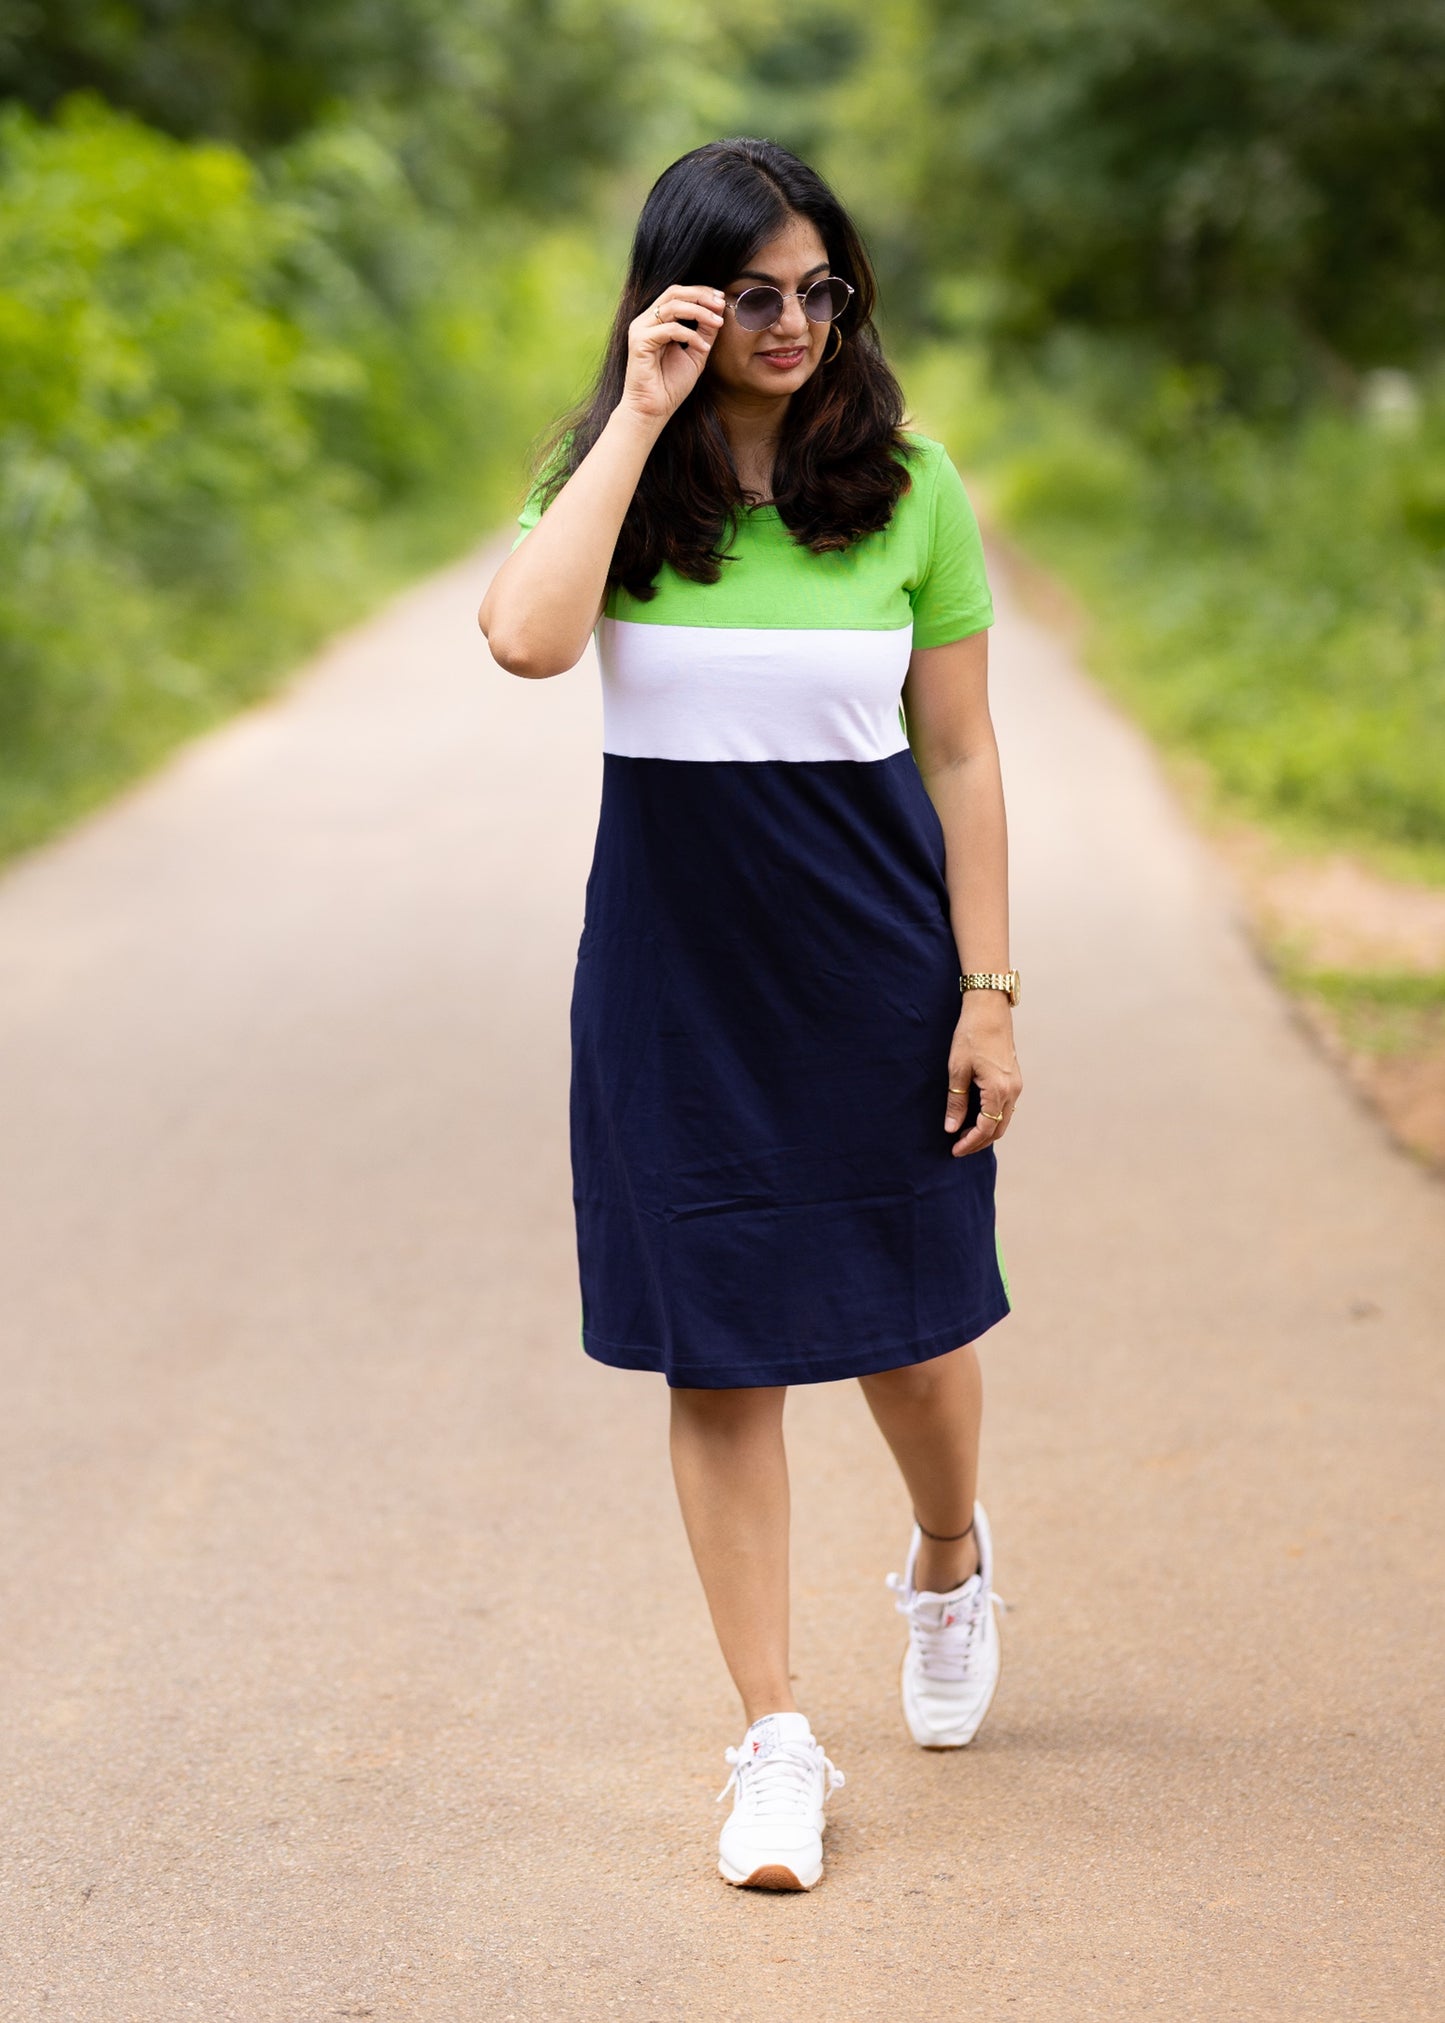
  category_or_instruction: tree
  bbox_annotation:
[897,0,1445,406]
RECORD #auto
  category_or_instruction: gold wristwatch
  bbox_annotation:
[960,970,1021,1007]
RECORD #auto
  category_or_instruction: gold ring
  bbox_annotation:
[654,303,666,320]
[981,1109,1005,1123]
[947,1085,968,1094]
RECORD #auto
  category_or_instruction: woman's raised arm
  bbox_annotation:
[478,282,726,678]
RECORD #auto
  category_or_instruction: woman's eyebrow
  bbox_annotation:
[732,260,831,285]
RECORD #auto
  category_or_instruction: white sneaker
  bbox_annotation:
[716,1711,845,1891]
[885,1502,1003,1748]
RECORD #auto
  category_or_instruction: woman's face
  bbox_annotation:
[706,214,834,400]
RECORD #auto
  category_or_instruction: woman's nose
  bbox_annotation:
[774,294,811,337]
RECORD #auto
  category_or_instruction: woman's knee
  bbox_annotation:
[860,1345,972,1409]
[669,1382,787,1439]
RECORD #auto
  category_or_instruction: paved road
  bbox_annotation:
[1,537,1441,2022]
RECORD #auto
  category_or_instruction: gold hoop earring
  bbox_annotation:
[823,324,843,364]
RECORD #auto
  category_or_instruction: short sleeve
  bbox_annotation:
[909,446,994,647]
[509,473,548,552]
[509,430,576,552]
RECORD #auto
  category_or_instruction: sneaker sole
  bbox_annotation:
[899,1636,1002,1750]
[719,1862,812,1891]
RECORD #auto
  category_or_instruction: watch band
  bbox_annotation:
[960,970,1021,1007]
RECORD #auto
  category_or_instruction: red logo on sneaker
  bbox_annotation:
[944,1613,956,1626]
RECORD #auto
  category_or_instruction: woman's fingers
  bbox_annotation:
[944,1067,973,1137]
[951,1095,1005,1159]
[946,1005,1022,1159]
[945,1068,1022,1159]
[639,286,725,349]
[622,286,725,419]
[647,315,717,351]
[656,283,727,317]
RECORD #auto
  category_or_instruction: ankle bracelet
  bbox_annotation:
[913,1512,975,1543]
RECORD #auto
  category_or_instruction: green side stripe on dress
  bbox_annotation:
[995,1226,1011,1308]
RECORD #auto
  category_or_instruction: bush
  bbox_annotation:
[886,0,1445,412]
[0,96,619,860]
[907,339,1445,877]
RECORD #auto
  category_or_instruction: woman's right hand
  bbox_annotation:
[619,284,726,426]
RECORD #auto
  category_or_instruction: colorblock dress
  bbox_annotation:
[510,430,1011,1388]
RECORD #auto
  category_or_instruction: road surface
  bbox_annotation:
[0,535,1441,2020]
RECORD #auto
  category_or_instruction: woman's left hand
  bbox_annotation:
[945,999,1022,1157]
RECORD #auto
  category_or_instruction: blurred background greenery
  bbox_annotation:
[2,0,1442,897]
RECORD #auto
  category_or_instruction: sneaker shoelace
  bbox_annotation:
[885,1568,1007,1683]
[716,1737,846,1813]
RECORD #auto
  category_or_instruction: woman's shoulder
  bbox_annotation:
[892,429,955,493]
[895,429,949,470]
[888,431,954,527]
[897,427,945,457]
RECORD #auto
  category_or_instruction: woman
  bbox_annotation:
[478,137,1022,1893]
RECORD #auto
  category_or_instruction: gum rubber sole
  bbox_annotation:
[721,1863,808,1891]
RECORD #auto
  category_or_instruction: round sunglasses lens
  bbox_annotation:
[805,277,851,322]
[735,286,783,330]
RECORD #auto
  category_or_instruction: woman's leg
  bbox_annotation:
[857,1342,983,1592]
[669,1384,794,1725]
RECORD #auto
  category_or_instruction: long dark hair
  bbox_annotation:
[525,137,918,602]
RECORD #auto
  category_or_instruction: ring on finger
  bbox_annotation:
[980,1108,1005,1123]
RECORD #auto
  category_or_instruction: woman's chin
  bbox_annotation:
[741,362,815,395]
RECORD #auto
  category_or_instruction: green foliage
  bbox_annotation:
[1286,969,1445,1059]
[0,0,801,865]
[857,0,1445,876]
[0,96,620,860]
[0,0,425,146]
[871,0,1445,411]
[0,0,676,212]
[908,340,1445,877]
[3,0,1444,890]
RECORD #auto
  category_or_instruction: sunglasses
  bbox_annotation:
[726,275,856,331]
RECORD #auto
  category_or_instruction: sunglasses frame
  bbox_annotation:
[725,275,856,331]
